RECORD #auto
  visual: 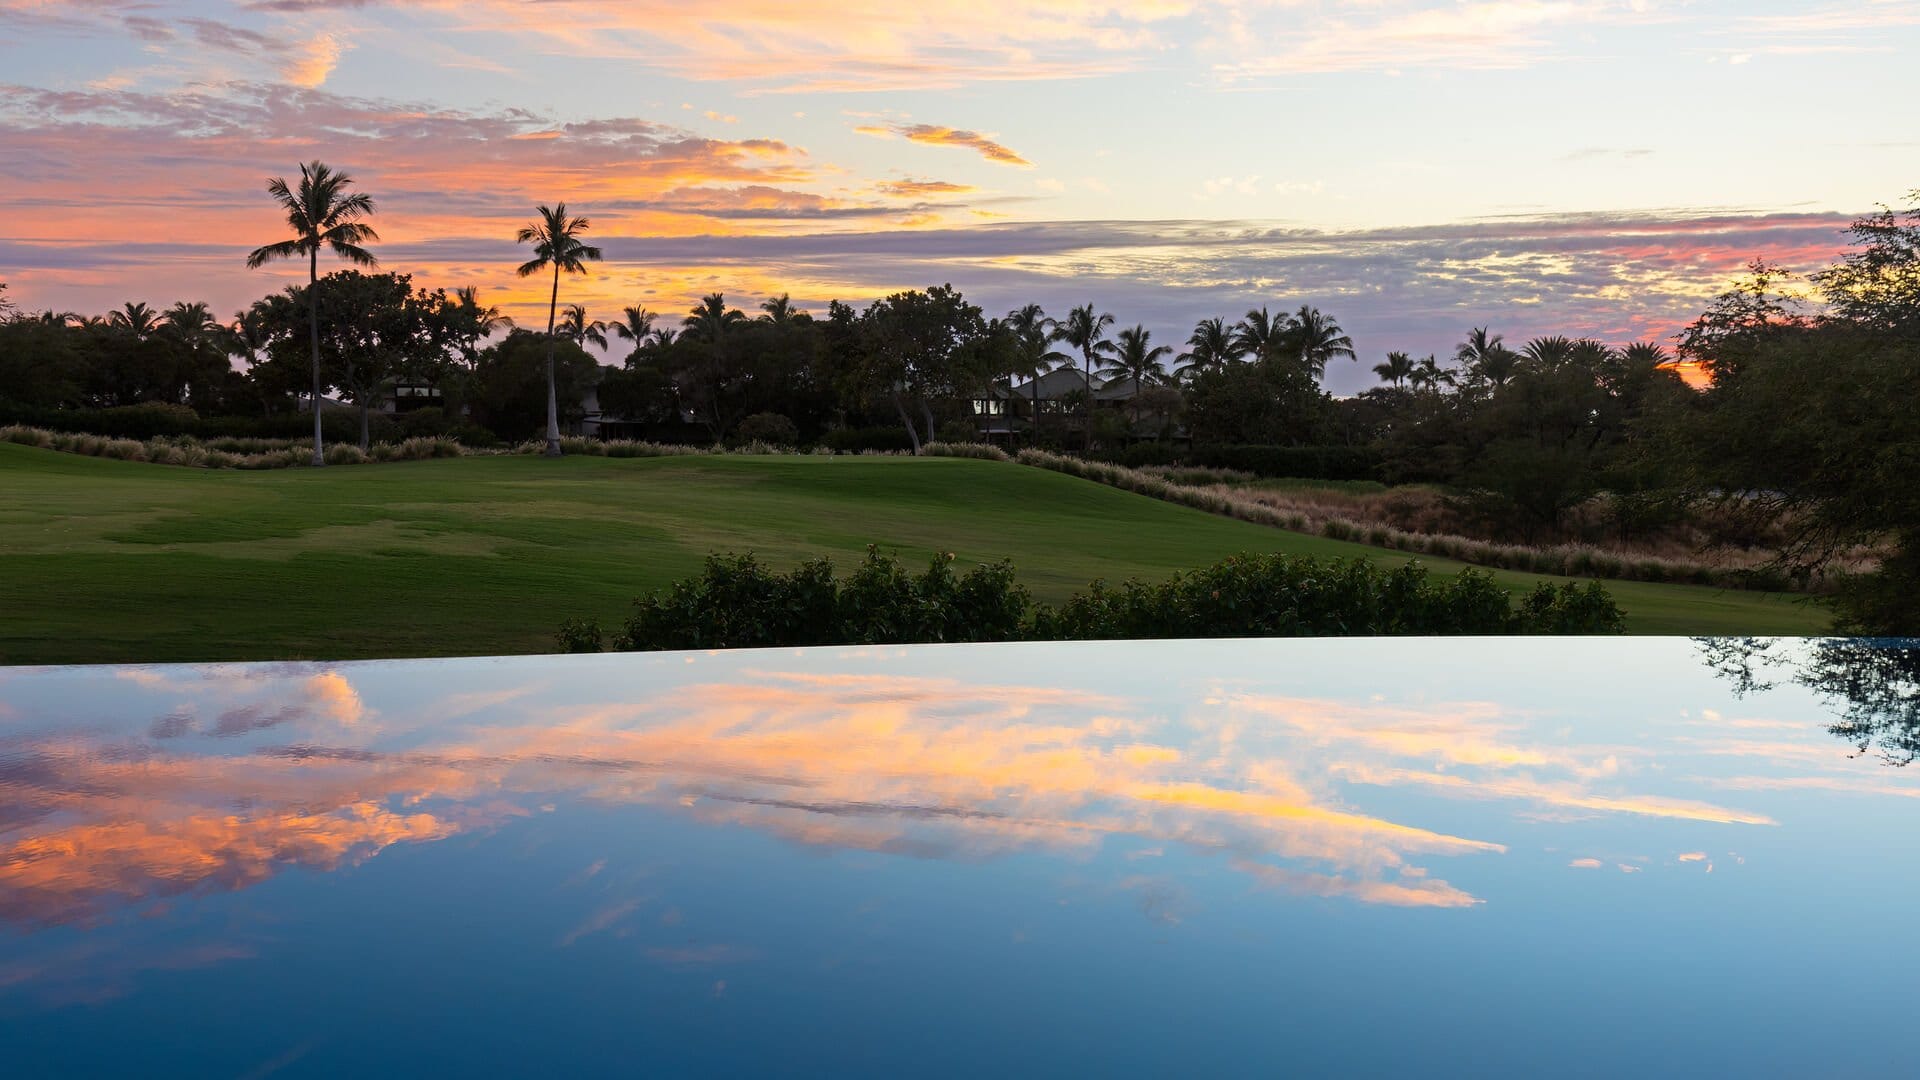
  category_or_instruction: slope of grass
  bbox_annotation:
[0,443,1829,663]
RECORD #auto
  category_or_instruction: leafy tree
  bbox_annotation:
[469,329,600,441]
[859,285,990,452]
[1813,191,1920,340]
[1185,354,1331,446]
[1672,259,1808,381]
[514,203,602,456]
[246,160,379,465]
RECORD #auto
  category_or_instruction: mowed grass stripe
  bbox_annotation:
[0,443,1830,663]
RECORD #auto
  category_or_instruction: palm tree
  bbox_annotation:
[1292,305,1355,379]
[161,301,220,350]
[1455,326,1518,387]
[608,305,657,365]
[559,304,608,350]
[1521,335,1579,372]
[1411,354,1455,391]
[1004,303,1063,445]
[645,326,678,351]
[1051,303,1115,448]
[1100,325,1173,430]
[448,286,514,369]
[1621,341,1669,370]
[246,161,379,466]
[758,294,802,324]
[1372,350,1415,387]
[1232,306,1297,364]
[109,301,162,339]
[229,305,271,368]
[1176,316,1243,379]
[515,203,602,457]
[684,293,746,342]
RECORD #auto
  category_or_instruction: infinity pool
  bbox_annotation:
[1,638,1915,1076]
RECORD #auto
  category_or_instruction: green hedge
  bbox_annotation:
[562,549,1624,652]
[819,426,918,453]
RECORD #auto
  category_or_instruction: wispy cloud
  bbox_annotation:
[857,122,1032,167]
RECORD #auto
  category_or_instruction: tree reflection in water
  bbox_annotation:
[1698,637,1920,764]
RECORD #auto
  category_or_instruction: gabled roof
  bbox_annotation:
[1010,366,1101,400]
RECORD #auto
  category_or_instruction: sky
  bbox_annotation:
[2,0,1918,392]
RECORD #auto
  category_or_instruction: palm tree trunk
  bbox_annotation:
[1082,351,1094,452]
[544,263,562,457]
[1031,379,1041,448]
[309,249,324,466]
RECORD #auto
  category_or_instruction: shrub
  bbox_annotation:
[611,549,1030,651]
[592,550,1625,651]
[555,618,605,654]
[820,426,917,454]
[735,412,800,447]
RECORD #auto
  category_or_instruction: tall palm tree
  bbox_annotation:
[1455,326,1518,387]
[684,293,746,342]
[559,304,608,350]
[1004,303,1063,445]
[1176,316,1243,379]
[109,301,162,339]
[246,161,379,466]
[515,202,602,457]
[1292,305,1355,379]
[1232,306,1296,364]
[1100,325,1173,430]
[1372,350,1415,387]
[1051,303,1115,448]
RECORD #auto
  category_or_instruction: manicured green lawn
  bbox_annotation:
[0,443,1830,663]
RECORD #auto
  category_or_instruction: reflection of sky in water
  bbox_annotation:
[1,639,1915,1076]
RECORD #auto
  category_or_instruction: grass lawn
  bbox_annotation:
[0,443,1831,663]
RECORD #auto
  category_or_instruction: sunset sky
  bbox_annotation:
[3,0,1917,391]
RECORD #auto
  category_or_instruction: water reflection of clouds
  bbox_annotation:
[0,648,1890,936]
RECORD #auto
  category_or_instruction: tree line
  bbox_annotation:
[2,166,1916,630]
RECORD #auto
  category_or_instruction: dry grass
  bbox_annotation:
[1012,448,1830,592]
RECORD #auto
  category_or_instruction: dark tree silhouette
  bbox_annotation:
[1698,638,1920,765]
[246,161,379,466]
[515,203,601,457]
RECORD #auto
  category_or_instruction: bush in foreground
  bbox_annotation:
[562,549,1624,652]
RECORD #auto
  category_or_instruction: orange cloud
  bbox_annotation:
[0,666,1516,925]
[859,123,1032,167]
[876,178,979,197]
